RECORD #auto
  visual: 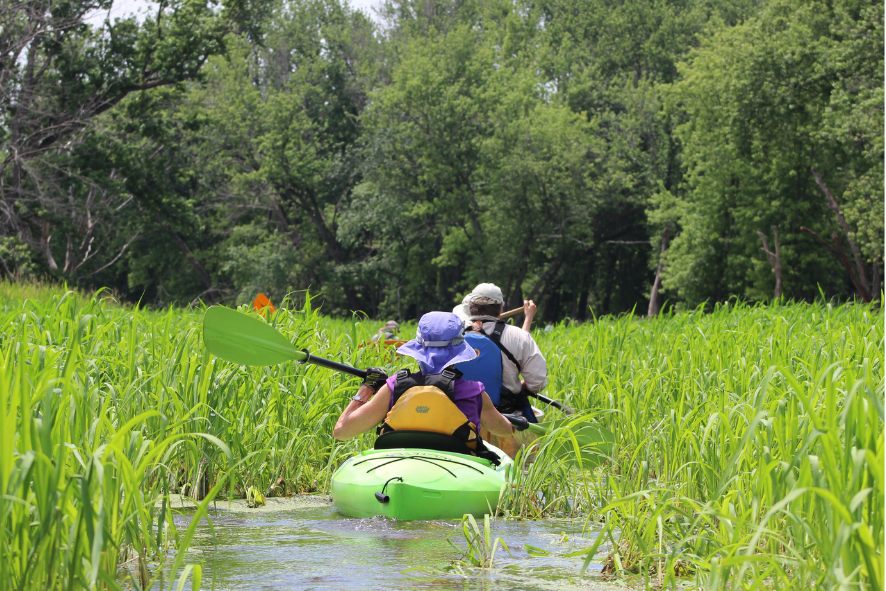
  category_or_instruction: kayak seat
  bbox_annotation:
[375,430,475,455]
[374,431,500,465]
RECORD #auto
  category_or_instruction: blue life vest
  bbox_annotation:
[455,325,538,423]
[458,333,505,405]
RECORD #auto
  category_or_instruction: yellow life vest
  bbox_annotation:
[376,369,498,464]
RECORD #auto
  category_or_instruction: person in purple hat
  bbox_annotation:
[333,312,522,456]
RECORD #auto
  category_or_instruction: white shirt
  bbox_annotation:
[469,316,548,394]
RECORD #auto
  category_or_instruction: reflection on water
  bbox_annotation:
[164,498,613,591]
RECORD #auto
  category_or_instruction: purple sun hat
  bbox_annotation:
[397,311,477,375]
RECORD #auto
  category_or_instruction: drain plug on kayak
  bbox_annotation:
[375,477,403,503]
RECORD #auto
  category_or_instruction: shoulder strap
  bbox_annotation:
[391,369,415,405]
[422,367,462,402]
[483,320,522,373]
[393,368,463,404]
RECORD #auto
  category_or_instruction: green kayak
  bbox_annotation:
[331,444,512,520]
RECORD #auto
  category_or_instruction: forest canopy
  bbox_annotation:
[2,0,882,319]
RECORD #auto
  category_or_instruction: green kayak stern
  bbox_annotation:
[331,446,512,520]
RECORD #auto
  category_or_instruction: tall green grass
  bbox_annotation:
[501,301,883,590]
[1,283,881,590]
[0,284,396,589]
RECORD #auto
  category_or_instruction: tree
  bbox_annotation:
[662,0,882,305]
[186,0,378,312]
[2,0,263,283]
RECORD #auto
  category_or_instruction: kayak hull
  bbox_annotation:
[331,446,512,520]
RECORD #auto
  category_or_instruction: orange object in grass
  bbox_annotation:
[252,293,276,316]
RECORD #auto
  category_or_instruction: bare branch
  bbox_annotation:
[85,231,141,277]
[756,225,782,299]
[648,225,670,317]
[811,167,870,292]
[538,234,593,247]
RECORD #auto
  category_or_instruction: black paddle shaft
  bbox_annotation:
[526,391,574,415]
[299,350,368,379]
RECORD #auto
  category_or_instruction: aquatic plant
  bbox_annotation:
[504,300,883,590]
[449,514,510,568]
[1,283,880,589]
[0,284,394,589]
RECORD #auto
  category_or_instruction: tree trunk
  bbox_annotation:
[756,225,782,300]
[280,187,360,312]
[505,241,532,308]
[648,225,670,317]
[830,233,872,302]
[811,168,871,295]
[42,222,58,271]
[800,226,872,302]
[529,257,564,303]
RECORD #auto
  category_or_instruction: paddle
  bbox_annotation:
[526,391,573,414]
[498,306,524,320]
[505,415,614,468]
[204,306,612,465]
[203,306,367,378]
[504,415,546,436]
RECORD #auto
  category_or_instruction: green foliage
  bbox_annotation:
[2,0,882,316]
[1,0,266,291]
[662,0,883,305]
[2,283,882,588]
[221,226,303,305]
[0,236,37,278]
[0,282,400,588]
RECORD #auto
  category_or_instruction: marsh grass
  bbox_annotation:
[0,284,402,589]
[502,300,883,590]
[1,284,881,590]
[448,514,510,568]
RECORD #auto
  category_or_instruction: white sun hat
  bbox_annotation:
[452,294,472,321]
[455,283,504,319]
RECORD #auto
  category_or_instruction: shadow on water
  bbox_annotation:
[157,496,618,591]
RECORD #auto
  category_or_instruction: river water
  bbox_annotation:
[161,496,617,591]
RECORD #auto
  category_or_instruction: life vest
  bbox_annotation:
[459,333,505,405]
[375,368,500,464]
[457,320,537,422]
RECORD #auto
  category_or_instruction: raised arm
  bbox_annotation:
[521,299,537,332]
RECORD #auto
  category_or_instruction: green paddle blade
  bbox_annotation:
[203,306,307,366]
[538,418,615,470]
[525,422,547,436]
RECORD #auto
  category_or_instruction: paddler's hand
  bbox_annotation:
[503,414,529,431]
[361,367,388,393]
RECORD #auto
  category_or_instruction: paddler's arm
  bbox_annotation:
[479,391,516,437]
[333,384,391,440]
[521,299,537,332]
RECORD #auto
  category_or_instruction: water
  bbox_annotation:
[161,496,615,591]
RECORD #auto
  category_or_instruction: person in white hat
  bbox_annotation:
[370,320,400,341]
[453,287,538,331]
[454,283,548,422]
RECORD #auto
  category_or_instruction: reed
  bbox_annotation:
[1,284,881,590]
[503,300,883,590]
[0,285,392,589]
[449,514,509,568]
